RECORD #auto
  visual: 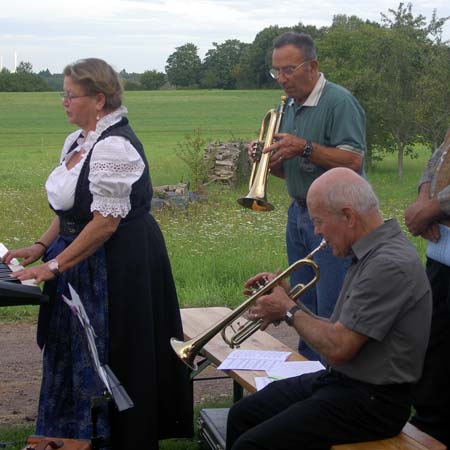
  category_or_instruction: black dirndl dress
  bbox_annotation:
[36,118,193,449]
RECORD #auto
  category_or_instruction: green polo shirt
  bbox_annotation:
[280,74,366,199]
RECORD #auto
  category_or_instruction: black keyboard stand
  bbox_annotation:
[90,393,112,450]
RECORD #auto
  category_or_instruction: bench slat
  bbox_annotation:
[330,423,445,449]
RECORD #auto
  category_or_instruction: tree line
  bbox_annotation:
[164,3,450,175]
[1,3,449,173]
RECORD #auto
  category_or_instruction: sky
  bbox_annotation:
[1,0,449,74]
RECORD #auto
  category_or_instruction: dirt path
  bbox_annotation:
[0,321,299,426]
[0,322,41,425]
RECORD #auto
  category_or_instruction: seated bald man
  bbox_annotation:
[226,167,432,450]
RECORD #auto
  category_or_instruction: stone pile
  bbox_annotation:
[204,141,250,187]
[151,141,251,210]
[151,183,193,210]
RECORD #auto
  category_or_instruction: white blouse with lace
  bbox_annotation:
[45,106,145,218]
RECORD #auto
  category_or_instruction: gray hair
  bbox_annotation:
[322,177,380,215]
[63,58,123,111]
[273,32,317,61]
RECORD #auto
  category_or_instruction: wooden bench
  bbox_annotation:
[181,307,446,450]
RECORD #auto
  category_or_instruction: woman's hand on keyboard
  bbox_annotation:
[2,244,46,267]
[10,263,56,284]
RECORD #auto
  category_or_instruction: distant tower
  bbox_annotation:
[14,51,17,72]
[0,55,3,71]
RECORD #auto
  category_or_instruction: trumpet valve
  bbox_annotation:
[251,141,264,162]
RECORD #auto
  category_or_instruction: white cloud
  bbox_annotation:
[0,0,448,73]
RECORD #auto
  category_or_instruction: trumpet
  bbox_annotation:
[237,96,287,211]
[171,239,327,370]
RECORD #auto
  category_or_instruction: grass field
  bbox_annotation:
[0,90,433,448]
[0,90,431,321]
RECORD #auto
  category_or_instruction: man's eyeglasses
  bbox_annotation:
[60,92,93,103]
[269,60,314,79]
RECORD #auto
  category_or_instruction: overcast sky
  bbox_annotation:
[1,0,449,74]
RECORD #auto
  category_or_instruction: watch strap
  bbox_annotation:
[284,305,301,326]
[303,140,313,158]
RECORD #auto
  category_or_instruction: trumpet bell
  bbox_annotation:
[237,197,274,211]
[237,96,287,213]
[170,337,198,371]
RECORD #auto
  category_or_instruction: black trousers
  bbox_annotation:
[410,258,450,447]
[226,370,411,450]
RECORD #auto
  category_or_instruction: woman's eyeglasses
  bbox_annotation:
[60,92,93,103]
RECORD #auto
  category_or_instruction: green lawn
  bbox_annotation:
[0,90,431,320]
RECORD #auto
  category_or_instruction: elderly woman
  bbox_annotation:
[2,58,192,449]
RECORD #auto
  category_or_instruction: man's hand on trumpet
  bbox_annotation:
[264,133,308,165]
[245,272,296,331]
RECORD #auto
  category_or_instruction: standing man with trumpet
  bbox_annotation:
[262,32,366,360]
[226,168,432,450]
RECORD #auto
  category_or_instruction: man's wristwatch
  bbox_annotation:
[302,140,313,158]
[284,305,301,326]
[47,259,61,276]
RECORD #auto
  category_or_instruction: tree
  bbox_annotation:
[119,69,141,83]
[123,80,142,91]
[319,20,389,171]
[331,14,374,30]
[378,3,449,177]
[319,5,450,176]
[236,23,323,89]
[165,43,201,87]
[412,8,450,150]
[16,61,33,74]
[201,39,249,89]
[415,43,450,151]
[236,25,288,88]
[38,69,64,91]
[0,60,49,91]
[140,70,166,90]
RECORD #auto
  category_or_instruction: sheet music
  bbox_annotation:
[255,361,325,391]
[62,284,133,411]
[255,377,273,391]
[426,224,450,266]
[267,360,325,378]
[217,349,291,371]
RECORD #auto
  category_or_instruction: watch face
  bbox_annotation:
[285,305,300,325]
[48,260,59,273]
[303,141,313,158]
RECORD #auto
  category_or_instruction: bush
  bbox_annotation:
[140,70,167,90]
[176,129,215,191]
[123,80,143,91]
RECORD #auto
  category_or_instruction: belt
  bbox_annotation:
[325,367,411,393]
[293,197,307,208]
[59,217,88,236]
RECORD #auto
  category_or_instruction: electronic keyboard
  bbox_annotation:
[0,242,49,307]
